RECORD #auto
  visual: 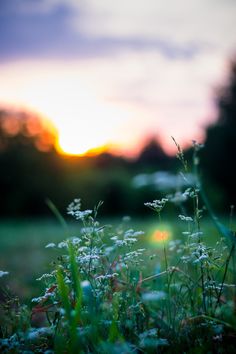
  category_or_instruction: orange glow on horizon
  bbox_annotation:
[0,61,207,158]
[55,139,108,157]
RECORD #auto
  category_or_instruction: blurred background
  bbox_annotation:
[0,0,236,299]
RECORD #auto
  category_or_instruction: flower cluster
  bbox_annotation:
[0,270,9,278]
[67,198,93,221]
[144,198,168,213]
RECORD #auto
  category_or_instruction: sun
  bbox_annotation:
[51,95,125,155]
[1,64,129,156]
[55,123,109,156]
[1,62,135,155]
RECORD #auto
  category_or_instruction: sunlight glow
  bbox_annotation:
[22,78,126,155]
[150,225,172,245]
[152,230,170,242]
[0,63,131,156]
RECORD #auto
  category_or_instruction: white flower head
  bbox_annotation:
[0,270,9,278]
[178,215,193,222]
[144,198,168,213]
[45,243,56,248]
[73,210,93,220]
[67,198,81,216]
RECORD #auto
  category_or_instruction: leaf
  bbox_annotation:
[46,198,69,236]
[56,268,71,320]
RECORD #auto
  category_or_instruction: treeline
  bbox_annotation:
[0,108,174,217]
[0,61,236,217]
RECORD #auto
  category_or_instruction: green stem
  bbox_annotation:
[215,243,235,311]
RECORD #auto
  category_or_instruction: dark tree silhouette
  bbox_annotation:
[202,61,236,208]
[0,108,63,216]
[136,138,171,170]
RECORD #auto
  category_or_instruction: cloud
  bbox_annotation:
[2,0,235,62]
[0,48,227,154]
[0,0,235,154]
[0,0,202,61]
[74,0,236,53]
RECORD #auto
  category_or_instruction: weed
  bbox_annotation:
[1,142,236,353]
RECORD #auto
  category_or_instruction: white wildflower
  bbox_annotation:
[110,236,118,241]
[123,249,145,261]
[67,198,81,215]
[144,198,168,212]
[192,140,204,151]
[190,231,203,238]
[0,270,9,278]
[104,246,114,256]
[168,191,188,204]
[178,215,193,222]
[124,229,144,238]
[81,227,94,234]
[73,210,93,220]
[70,237,81,245]
[96,273,118,281]
[36,273,54,281]
[58,241,68,249]
[114,240,127,247]
[45,243,56,248]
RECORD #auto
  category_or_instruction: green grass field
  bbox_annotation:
[1,207,236,353]
[0,215,229,301]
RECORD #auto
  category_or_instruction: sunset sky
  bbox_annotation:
[0,0,236,156]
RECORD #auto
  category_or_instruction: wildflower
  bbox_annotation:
[70,237,81,245]
[124,229,144,238]
[45,243,56,248]
[0,270,9,277]
[58,241,68,249]
[95,273,118,281]
[67,198,81,215]
[168,191,188,204]
[192,140,204,151]
[178,214,193,222]
[36,273,54,281]
[73,210,93,221]
[144,198,168,213]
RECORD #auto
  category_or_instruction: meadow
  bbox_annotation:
[1,142,236,353]
[0,217,164,300]
[0,216,228,302]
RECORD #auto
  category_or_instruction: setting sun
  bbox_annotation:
[0,62,132,156]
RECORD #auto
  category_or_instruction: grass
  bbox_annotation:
[1,142,236,353]
[0,216,228,302]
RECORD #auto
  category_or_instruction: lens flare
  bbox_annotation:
[150,224,172,246]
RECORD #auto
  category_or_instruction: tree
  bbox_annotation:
[0,107,62,216]
[136,138,171,170]
[202,61,236,208]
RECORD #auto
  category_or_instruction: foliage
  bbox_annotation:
[202,60,236,208]
[1,142,236,353]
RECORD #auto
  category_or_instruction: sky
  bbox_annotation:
[0,0,236,156]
